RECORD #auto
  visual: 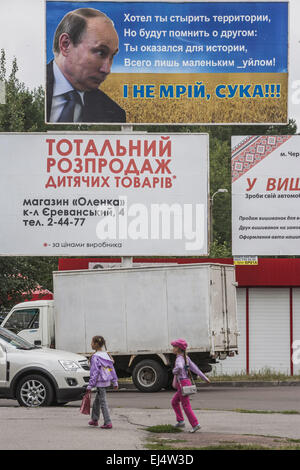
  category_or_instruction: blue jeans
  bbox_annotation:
[91,387,111,424]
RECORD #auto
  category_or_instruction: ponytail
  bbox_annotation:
[182,349,191,376]
[183,350,188,366]
[91,335,115,363]
[92,335,107,350]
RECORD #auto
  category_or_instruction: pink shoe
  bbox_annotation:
[101,423,112,429]
[88,420,99,427]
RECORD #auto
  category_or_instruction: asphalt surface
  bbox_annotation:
[2,386,300,412]
[1,387,300,450]
[113,386,300,412]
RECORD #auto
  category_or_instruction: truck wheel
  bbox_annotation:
[164,370,174,390]
[16,375,54,407]
[132,360,167,392]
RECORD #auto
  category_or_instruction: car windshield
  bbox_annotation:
[0,327,37,350]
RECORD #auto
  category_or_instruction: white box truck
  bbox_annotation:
[1,263,238,392]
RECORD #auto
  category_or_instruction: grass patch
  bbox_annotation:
[145,442,297,451]
[194,408,300,415]
[209,368,300,382]
[193,444,300,450]
[145,438,300,451]
[233,409,300,415]
[145,425,183,434]
[191,444,273,450]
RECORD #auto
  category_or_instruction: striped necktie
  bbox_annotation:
[57,90,83,123]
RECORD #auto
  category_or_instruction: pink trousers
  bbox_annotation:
[171,379,199,427]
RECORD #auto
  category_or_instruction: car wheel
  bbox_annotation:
[132,360,167,393]
[16,375,54,407]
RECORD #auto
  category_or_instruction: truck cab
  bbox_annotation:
[1,300,54,348]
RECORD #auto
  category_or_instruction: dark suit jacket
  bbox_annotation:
[46,61,126,123]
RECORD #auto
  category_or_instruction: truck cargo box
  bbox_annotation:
[53,263,238,356]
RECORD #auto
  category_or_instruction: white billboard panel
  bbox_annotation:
[232,135,300,255]
[0,133,209,256]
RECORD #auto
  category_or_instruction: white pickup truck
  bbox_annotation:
[1,263,239,392]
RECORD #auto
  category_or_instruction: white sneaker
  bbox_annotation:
[190,424,201,433]
[175,421,185,428]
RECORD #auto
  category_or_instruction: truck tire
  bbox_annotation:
[16,374,54,407]
[132,360,167,393]
[164,370,174,390]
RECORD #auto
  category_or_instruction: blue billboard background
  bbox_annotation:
[46,2,288,74]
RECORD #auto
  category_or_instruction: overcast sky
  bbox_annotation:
[0,0,299,128]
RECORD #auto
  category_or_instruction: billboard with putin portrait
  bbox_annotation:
[46,1,288,125]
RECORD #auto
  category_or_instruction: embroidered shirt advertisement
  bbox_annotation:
[232,135,300,255]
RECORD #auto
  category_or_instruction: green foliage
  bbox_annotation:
[0,50,46,132]
[209,240,232,258]
[233,409,300,415]
[145,424,183,433]
[0,257,58,311]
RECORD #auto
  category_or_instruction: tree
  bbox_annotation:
[0,50,46,132]
[0,51,58,310]
[0,257,58,311]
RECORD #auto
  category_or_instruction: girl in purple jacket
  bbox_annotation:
[171,338,210,433]
[87,336,118,429]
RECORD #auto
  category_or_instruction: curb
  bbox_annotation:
[114,381,300,391]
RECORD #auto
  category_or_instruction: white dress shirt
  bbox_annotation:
[50,61,84,122]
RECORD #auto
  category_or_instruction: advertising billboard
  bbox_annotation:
[0,133,209,256]
[232,135,300,255]
[46,1,288,124]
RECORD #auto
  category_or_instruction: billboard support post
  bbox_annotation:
[121,124,133,268]
[121,257,133,268]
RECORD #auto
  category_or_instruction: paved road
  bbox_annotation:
[110,386,300,412]
[1,387,300,450]
[2,386,300,411]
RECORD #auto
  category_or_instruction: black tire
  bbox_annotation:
[198,363,212,374]
[163,370,174,390]
[16,374,54,407]
[132,359,168,393]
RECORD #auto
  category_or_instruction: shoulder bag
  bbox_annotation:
[179,357,197,396]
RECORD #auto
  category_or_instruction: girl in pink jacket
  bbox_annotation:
[87,336,118,429]
[171,338,210,433]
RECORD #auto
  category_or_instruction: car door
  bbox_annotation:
[2,308,41,346]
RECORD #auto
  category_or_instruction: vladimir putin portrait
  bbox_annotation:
[47,8,126,123]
